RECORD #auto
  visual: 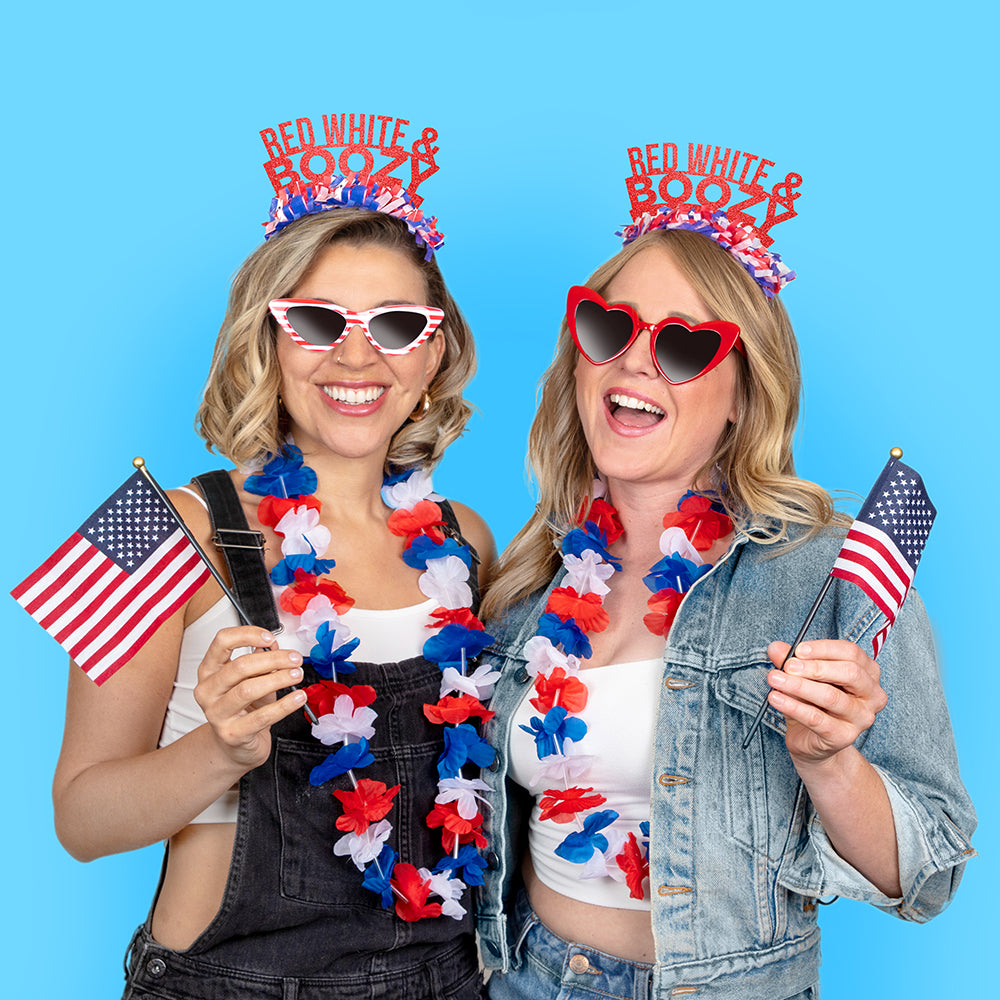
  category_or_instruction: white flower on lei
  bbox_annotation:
[436,777,491,819]
[275,505,331,557]
[381,468,441,509]
[529,750,595,788]
[439,663,500,700]
[420,868,467,920]
[311,695,377,745]
[419,555,473,609]
[658,526,704,563]
[563,551,616,598]
[522,635,581,678]
[333,820,392,870]
[295,597,352,648]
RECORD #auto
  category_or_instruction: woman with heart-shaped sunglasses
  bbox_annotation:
[476,226,975,999]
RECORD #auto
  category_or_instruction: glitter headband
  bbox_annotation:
[259,114,444,259]
[617,142,801,298]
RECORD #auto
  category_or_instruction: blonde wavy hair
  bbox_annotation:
[197,209,475,470]
[482,227,844,620]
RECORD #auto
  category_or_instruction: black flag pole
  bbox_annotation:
[133,458,319,726]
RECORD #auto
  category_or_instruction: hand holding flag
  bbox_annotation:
[742,450,935,749]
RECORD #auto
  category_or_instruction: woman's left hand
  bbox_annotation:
[766,639,888,766]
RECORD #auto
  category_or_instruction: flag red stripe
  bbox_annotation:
[16,537,108,617]
[831,566,898,624]
[843,525,911,591]
[42,556,126,636]
[832,548,905,615]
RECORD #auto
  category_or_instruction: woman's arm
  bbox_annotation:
[766,637,902,897]
[51,490,306,862]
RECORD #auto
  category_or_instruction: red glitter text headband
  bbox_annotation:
[260,114,444,258]
[617,142,801,298]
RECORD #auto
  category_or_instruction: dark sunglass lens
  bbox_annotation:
[654,324,721,382]
[574,299,634,362]
[369,311,429,350]
[285,306,348,346]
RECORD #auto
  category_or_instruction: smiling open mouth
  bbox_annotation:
[322,385,387,405]
[607,392,665,427]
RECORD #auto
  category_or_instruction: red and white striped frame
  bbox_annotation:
[268,298,444,355]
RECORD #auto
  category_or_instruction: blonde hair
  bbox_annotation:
[482,227,844,620]
[197,209,475,470]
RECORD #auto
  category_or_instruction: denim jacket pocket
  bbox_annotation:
[713,664,803,866]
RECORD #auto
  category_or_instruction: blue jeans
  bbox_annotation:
[487,889,817,1000]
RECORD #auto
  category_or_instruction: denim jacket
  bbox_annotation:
[476,527,976,999]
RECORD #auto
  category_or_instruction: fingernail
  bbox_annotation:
[293,690,307,704]
[288,652,302,664]
[290,667,303,681]
[785,659,803,675]
[796,643,811,657]
[261,631,276,644]
[770,670,787,686]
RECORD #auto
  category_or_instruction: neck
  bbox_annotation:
[287,438,391,519]
[604,479,694,555]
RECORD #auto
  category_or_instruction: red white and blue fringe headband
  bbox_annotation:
[258,114,445,260]
[616,142,802,299]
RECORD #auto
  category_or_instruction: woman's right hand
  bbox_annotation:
[195,626,308,772]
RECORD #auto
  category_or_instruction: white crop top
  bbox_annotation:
[509,658,662,910]
[158,488,437,823]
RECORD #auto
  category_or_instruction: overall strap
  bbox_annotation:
[192,470,281,633]
[438,499,482,614]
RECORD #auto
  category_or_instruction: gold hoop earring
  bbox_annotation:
[408,388,432,422]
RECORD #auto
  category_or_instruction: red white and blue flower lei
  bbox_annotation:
[520,484,732,898]
[245,446,495,921]
[263,175,445,260]
[617,206,794,299]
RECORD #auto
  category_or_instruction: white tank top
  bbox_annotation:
[508,658,662,910]
[159,585,436,824]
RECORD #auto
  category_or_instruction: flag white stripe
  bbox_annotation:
[842,521,914,590]
[13,536,98,613]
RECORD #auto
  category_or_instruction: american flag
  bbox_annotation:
[830,458,936,657]
[11,472,210,685]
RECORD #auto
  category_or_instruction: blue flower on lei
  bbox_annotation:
[269,547,337,585]
[423,624,494,670]
[244,446,317,498]
[362,844,398,909]
[401,535,472,570]
[519,706,588,758]
[642,554,712,595]
[437,723,496,778]
[309,738,375,786]
[555,809,620,863]
[562,524,621,570]
[537,612,592,659]
[433,843,489,887]
[308,622,360,679]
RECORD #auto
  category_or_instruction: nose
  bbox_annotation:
[333,324,378,367]
[619,326,659,379]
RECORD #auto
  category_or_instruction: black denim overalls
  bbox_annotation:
[122,481,484,999]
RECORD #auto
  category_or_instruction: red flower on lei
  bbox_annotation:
[257,494,321,528]
[391,863,443,922]
[538,787,608,823]
[423,694,494,725]
[279,569,355,615]
[426,801,487,850]
[577,497,624,544]
[616,832,649,900]
[387,500,446,543]
[661,496,732,552]
[643,589,684,637]
[305,680,377,717]
[426,607,486,630]
[332,779,400,833]
[546,587,610,634]
[530,667,588,714]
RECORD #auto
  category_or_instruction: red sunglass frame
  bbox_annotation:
[566,285,743,385]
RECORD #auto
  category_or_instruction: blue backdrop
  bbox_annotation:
[2,2,994,995]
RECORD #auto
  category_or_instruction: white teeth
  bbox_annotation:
[609,392,665,416]
[323,385,386,404]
